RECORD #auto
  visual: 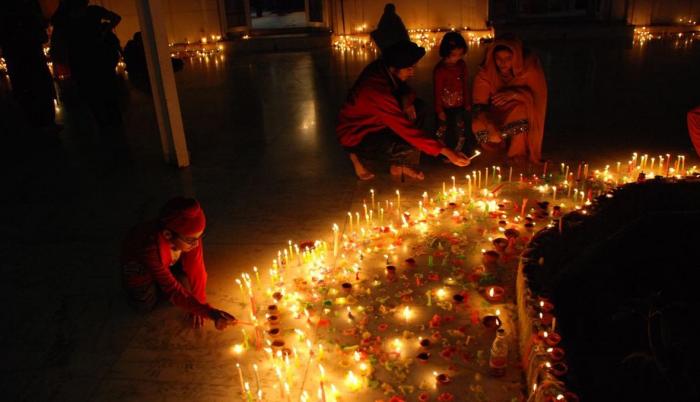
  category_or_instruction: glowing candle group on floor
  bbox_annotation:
[226,151,695,402]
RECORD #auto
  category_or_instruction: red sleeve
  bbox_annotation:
[148,250,211,317]
[181,244,208,304]
[433,64,445,115]
[367,88,444,156]
[462,61,471,110]
[689,106,700,158]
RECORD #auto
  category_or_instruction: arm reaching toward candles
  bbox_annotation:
[121,197,236,331]
[441,148,471,167]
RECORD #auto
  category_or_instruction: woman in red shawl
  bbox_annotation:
[471,36,547,164]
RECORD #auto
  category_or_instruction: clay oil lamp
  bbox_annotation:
[482,315,502,329]
[504,228,520,240]
[341,282,353,295]
[524,222,535,234]
[537,298,554,313]
[386,265,397,281]
[272,291,284,302]
[267,327,282,339]
[435,373,451,386]
[492,238,508,253]
[539,330,561,346]
[538,312,554,326]
[419,338,432,350]
[267,315,280,327]
[484,286,505,303]
[548,361,569,377]
[482,250,500,265]
[547,347,565,361]
[416,352,431,364]
[271,339,285,353]
[546,332,562,346]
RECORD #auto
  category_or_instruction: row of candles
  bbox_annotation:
[228,151,694,401]
[520,152,697,401]
[332,28,493,53]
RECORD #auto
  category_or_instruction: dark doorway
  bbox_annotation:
[251,0,309,29]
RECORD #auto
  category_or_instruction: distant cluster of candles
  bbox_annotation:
[633,26,699,47]
[332,28,493,53]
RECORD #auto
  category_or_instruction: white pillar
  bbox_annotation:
[135,0,190,167]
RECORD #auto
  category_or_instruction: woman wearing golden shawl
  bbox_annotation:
[472,37,547,163]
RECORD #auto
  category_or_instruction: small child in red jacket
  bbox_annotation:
[121,197,236,330]
[434,32,471,154]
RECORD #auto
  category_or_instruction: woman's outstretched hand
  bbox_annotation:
[441,148,471,167]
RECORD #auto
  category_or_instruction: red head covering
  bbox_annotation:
[159,197,206,236]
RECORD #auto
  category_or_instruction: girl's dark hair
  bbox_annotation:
[439,32,468,58]
[492,45,513,55]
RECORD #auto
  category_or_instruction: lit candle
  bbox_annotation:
[242,328,249,349]
[477,170,481,189]
[347,212,353,232]
[396,190,401,213]
[284,382,291,402]
[485,167,489,187]
[237,363,246,397]
[319,364,327,402]
[542,161,548,178]
[469,150,481,160]
[552,186,557,201]
[236,279,246,301]
[345,370,361,391]
[370,189,375,210]
[253,266,260,287]
[253,363,261,395]
[332,224,339,257]
[508,166,513,182]
[451,175,456,192]
[275,366,284,399]
[403,306,411,324]
[244,382,254,402]
[681,155,686,174]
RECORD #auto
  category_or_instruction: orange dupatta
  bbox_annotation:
[473,38,548,162]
